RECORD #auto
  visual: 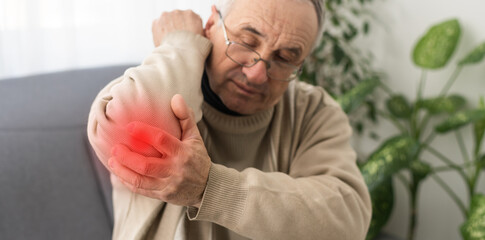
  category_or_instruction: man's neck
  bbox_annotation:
[201,72,242,116]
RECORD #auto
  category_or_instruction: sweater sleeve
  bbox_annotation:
[87,31,212,168]
[187,88,372,240]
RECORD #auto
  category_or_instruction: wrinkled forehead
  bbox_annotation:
[224,0,318,53]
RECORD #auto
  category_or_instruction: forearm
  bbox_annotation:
[188,163,370,240]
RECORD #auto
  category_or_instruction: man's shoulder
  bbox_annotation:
[273,80,350,140]
[284,80,341,110]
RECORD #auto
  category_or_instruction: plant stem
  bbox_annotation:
[439,66,463,97]
[455,131,471,171]
[423,144,458,167]
[432,159,482,173]
[422,132,436,147]
[422,144,469,183]
[411,71,427,138]
[396,173,411,192]
[417,114,432,140]
[470,166,480,197]
[473,126,483,161]
[433,165,461,173]
[432,163,465,172]
[378,81,394,96]
[469,150,483,198]
[407,178,420,240]
[417,71,427,101]
[430,173,468,218]
[377,110,408,133]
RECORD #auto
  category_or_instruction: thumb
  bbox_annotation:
[171,94,199,140]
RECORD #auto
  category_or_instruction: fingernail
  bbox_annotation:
[126,122,135,133]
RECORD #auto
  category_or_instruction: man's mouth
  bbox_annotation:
[231,80,261,96]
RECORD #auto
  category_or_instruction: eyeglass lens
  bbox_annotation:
[226,42,297,81]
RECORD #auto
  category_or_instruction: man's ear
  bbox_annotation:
[204,5,219,39]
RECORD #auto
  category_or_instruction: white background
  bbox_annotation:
[0,0,214,79]
[1,0,485,239]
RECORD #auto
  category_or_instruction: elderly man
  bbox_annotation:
[87,0,372,239]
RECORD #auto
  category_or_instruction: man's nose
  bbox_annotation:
[242,60,269,85]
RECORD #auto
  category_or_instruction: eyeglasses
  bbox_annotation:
[217,10,301,82]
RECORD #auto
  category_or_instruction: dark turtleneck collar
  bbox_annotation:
[201,71,242,116]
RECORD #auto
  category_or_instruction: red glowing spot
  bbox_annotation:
[128,130,152,153]
[125,122,175,158]
[94,95,181,162]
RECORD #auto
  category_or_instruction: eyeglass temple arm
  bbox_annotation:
[216,9,231,45]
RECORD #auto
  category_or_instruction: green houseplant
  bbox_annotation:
[301,0,381,134]
[337,19,485,240]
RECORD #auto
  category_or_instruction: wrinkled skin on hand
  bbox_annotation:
[152,9,205,47]
[108,95,211,208]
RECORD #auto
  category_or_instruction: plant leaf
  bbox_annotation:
[461,194,485,240]
[435,109,485,133]
[479,154,485,170]
[299,66,317,86]
[474,118,485,154]
[333,44,346,65]
[361,136,418,239]
[336,77,380,114]
[363,22,370,35]
[474,99,485,153]
[413,19,461,69]
[365,100,378,123]
[410,160,432,182]
[365,180,394,240]
[356,121,364,135]
[344,23,358,41]
[459,42,485,66]
[386,95,413,119]
[361,135,419,192]
[417,95,467,115]
[331,16,340,26]
[369,131,380,141]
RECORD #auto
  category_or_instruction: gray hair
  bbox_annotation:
[214,0,325,51]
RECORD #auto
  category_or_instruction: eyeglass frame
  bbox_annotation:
[216,10,302,82]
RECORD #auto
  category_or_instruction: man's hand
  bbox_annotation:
[152,10,204,47]
[108,94,211,208]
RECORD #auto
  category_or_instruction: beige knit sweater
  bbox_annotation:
[87,31,372,240]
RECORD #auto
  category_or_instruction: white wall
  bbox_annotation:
[353,0,485,239]
[0,0,214,79]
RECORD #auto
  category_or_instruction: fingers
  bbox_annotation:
[166,10,203,35]
[117,178,164,199]
[126,121,181,155]
[111,144,172,178]
[152,18,162,47]
[108,156,168,191]
[171,94,200,140]
[171,94,190,120]
[152,10,204,47]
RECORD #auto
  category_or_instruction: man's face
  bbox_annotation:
[205,0,318,115]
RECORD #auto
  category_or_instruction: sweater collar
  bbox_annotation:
[201,101,274,134]
[201,71,242,116]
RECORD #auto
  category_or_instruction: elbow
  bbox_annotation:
[319,186,372,240]
[338,187,373,240]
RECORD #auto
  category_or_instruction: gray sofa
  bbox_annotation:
[0,65,399,240]
[0,65,134,239]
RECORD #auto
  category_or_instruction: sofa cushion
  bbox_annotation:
[0,65,133,239]
[0,65,131,129]
[0,128,112,239]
